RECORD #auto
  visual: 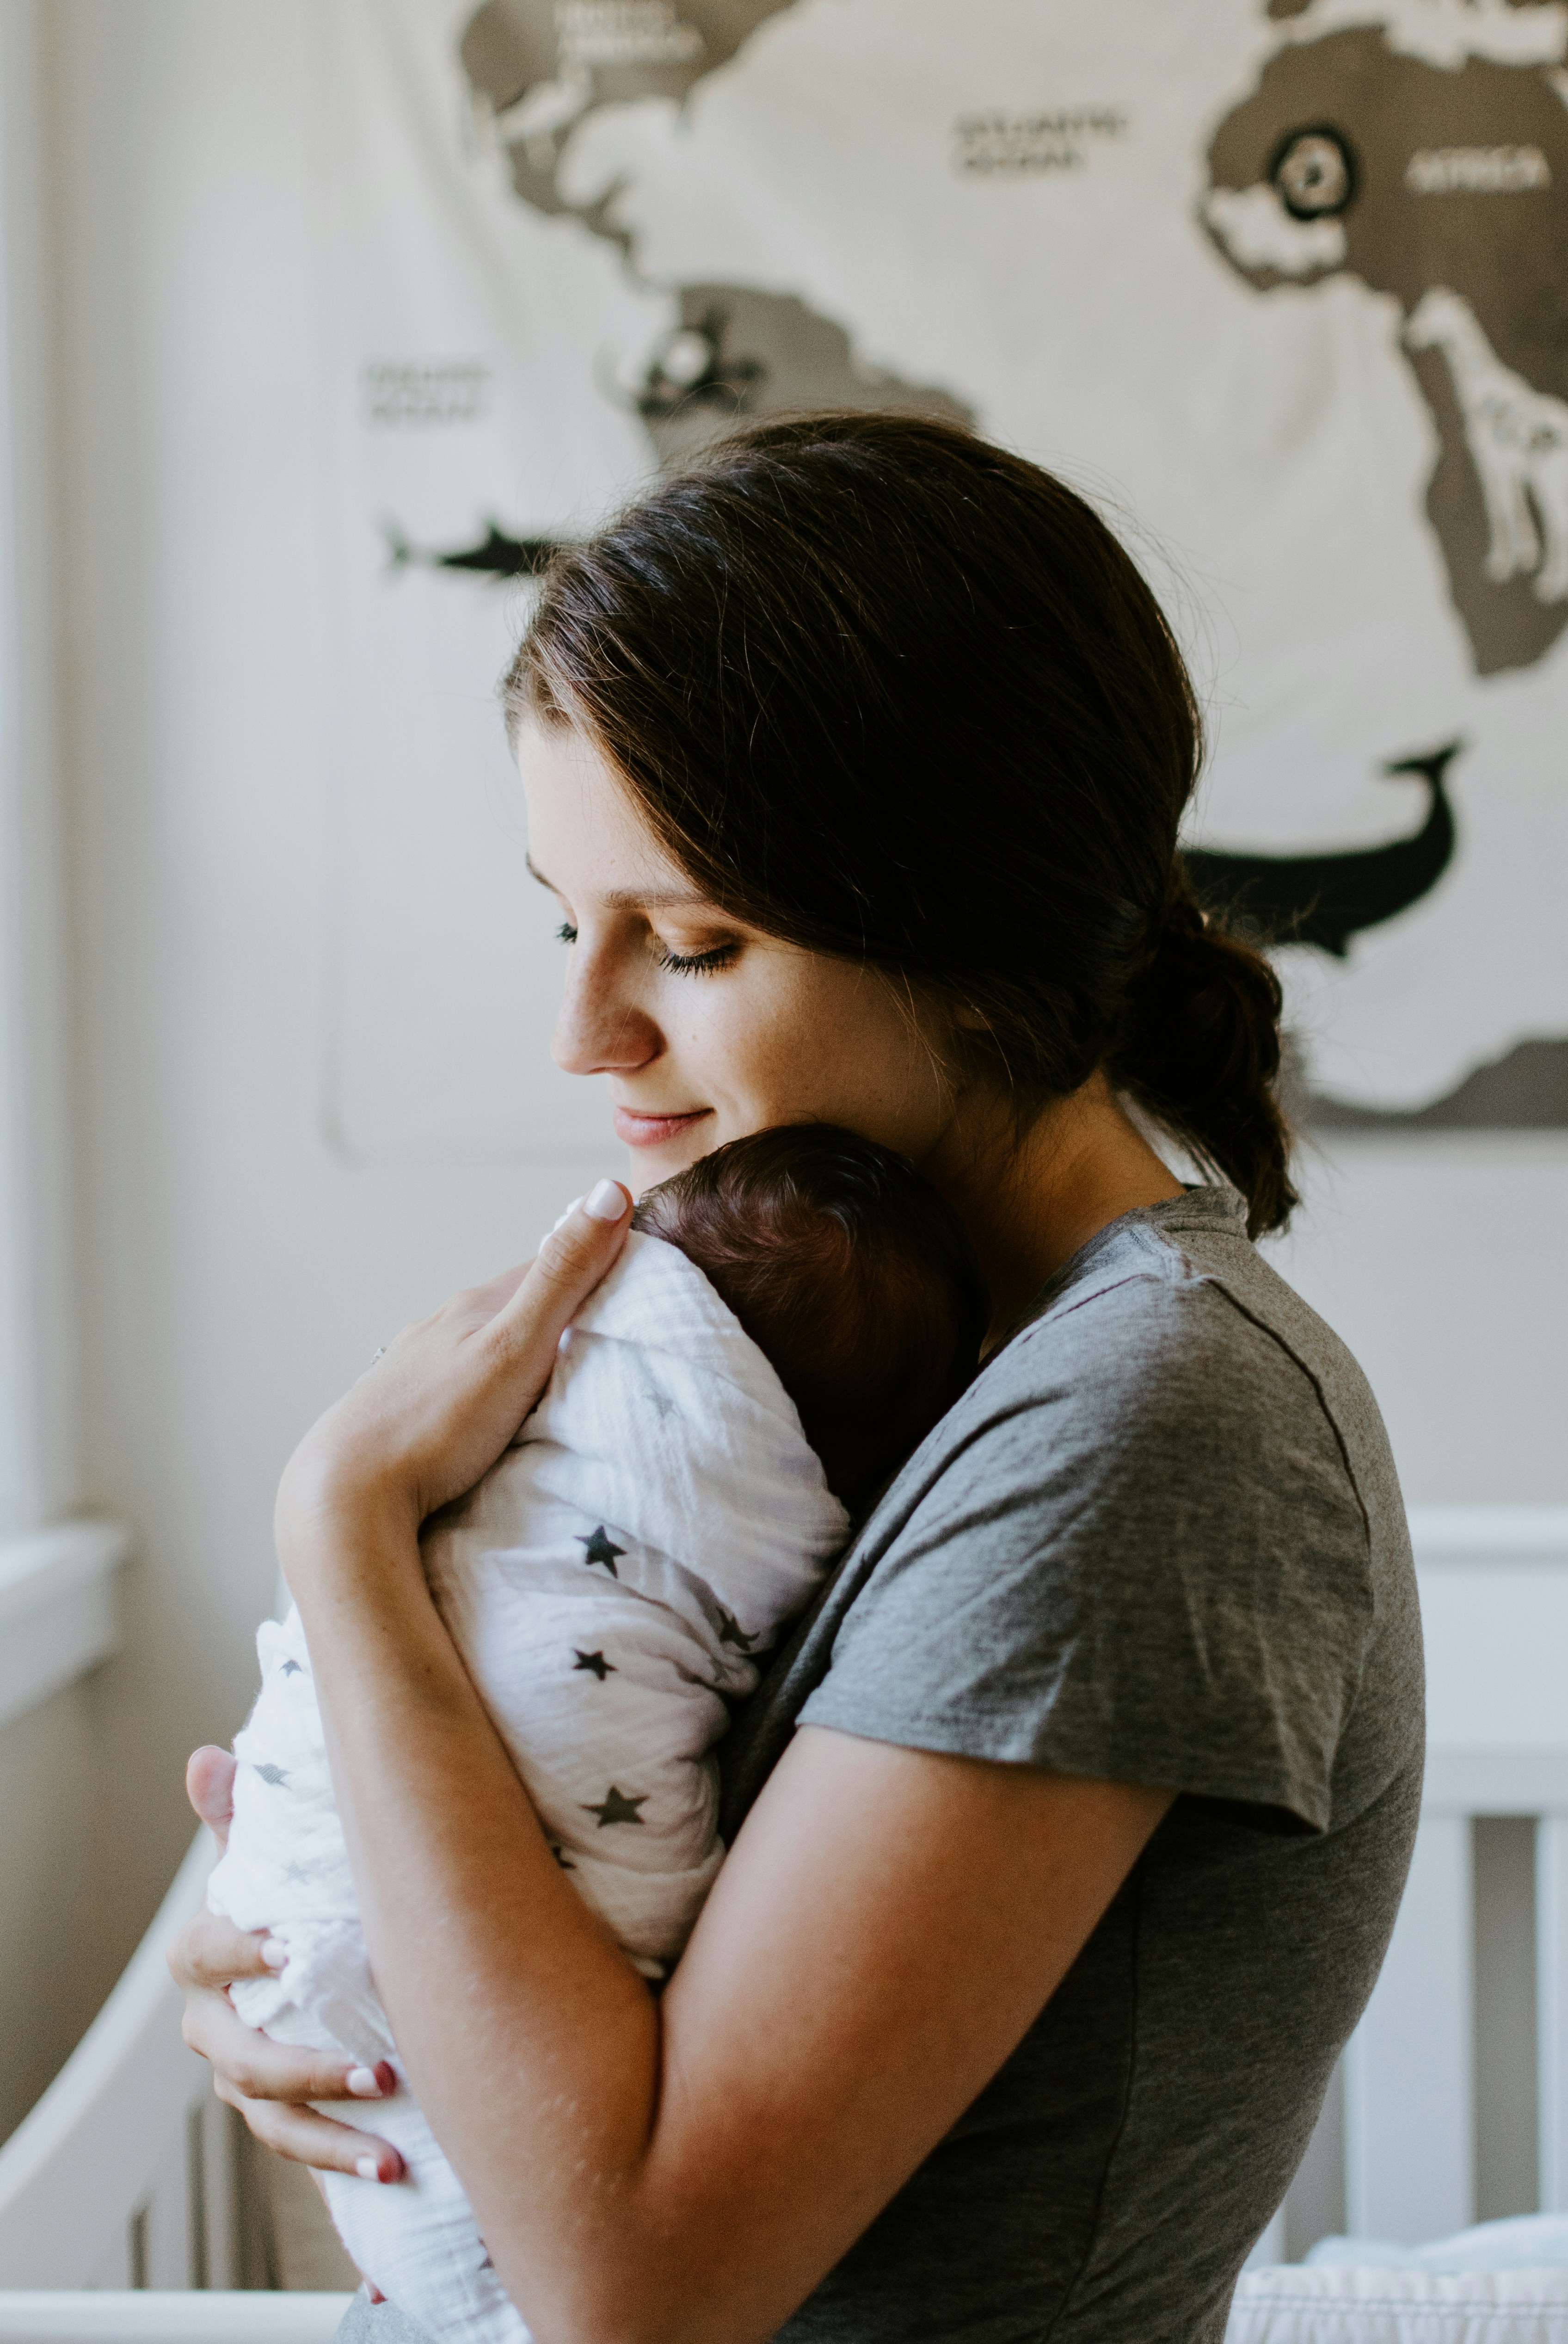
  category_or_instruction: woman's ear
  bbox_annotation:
[950,995,995,1036]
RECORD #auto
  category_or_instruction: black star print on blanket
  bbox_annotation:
[716,1606,757,1652]
[253,1763,289,1785]
[583,1786,649,1827]
[577,1525,625,1577]
[572,1649,616,1679]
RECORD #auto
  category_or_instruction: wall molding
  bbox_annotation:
[1407,1509,1568,1795]
[0,1520,130,1732]
[1408,1506,1568,1566]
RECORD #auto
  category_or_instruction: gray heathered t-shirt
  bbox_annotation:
[717,1185,1424,2344]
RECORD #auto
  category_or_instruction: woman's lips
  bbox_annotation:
[612,1105,712,1148]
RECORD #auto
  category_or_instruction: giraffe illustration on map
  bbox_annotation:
[1405,287,1568,604]
[1202,20,1568,673]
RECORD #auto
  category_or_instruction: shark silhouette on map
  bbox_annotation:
[1202,3,1568,678]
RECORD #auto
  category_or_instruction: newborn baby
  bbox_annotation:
[206,1123,987,2344]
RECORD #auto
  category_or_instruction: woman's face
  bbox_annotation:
[518,718,963,1191]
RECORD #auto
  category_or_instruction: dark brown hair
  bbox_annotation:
[507,411,1296,1235]
[632,1124,989,1508]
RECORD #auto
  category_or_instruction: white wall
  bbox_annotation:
[1269,1135,1568,1506]
[0,1686,104,2141]
[42,0,606,2017]
[12,0,1565,2118]
[0,0,99,2140]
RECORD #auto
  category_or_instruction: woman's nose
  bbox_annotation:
[551,953,660,1078]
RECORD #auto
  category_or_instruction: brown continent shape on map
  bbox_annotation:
[457,2,972,459]
[461,1,794,226]
[638,287,972,466]
[1205,26,1568,675]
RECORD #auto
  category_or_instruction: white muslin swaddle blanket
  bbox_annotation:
[206,1227,849,2344]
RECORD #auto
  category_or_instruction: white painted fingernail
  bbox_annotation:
[583,1178,626,1223]
[356,2157,382,2182]
[260,1939,288,1970]
[345,2067,382,2097]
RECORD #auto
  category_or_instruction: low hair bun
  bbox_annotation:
[1112,868,1299,1238]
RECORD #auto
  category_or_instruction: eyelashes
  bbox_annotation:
[653,943,739,977]
[553,921,738,977]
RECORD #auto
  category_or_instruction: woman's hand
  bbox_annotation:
[169,1746,405,2183]
[276,1179,632,1561]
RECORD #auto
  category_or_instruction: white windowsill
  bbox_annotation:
[0,1520,131,1732]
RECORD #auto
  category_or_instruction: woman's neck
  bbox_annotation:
[928,1071,1184,1347]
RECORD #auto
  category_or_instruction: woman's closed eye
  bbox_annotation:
[654,940,740,976]
[552,919,739,976]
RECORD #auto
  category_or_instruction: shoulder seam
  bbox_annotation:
[1196,1278,1374,1558]
[1025,1265,1373,1555]
[1024,1264,1173,1336]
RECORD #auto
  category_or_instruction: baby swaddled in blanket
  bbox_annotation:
[206,1124,988,2344]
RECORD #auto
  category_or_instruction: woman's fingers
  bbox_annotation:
[186,1746,238,1850]
[396,1185,632,1517]
[279,1183,634,1536]
[488,1182,630,1372]
[458,1259,534,1324]
[213,2074,403,2181]
[180,1979,396,2106]
[169,1905,276,1991]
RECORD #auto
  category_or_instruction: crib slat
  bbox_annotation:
[1538,1815,1568,2212]
[1344,1812,1473,2241]
[142,2136,191,2291]
[194,2098,239,2291]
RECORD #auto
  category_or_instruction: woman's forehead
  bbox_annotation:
[517,720,708,909]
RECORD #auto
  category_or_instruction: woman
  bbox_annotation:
[173,413,1422,2344]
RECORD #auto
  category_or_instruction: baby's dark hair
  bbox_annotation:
[631,1125,989,1511]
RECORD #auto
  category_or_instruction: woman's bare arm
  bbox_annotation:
[178,1193,1169,2344]
[283,1495,1168,2344]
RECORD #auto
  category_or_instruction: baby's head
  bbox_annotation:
[631,1125,989,1511]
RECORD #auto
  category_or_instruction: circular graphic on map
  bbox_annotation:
[1271,126,1357,218]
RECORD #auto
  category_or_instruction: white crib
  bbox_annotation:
[2,1507,1566,2343]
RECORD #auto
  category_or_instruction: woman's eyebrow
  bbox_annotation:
[524,853,712,913]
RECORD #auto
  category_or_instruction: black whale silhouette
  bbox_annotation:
[385,519,561,581]
[1183,740,1460,958]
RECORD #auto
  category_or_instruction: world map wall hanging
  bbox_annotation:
[319,0,1568,1163]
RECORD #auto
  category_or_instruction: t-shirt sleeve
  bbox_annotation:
[796,1272,1376,1832]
